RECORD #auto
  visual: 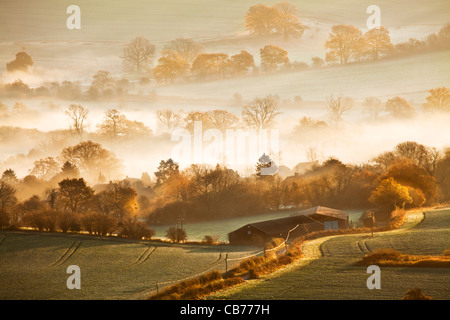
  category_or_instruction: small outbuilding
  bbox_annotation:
[228,206,349,245]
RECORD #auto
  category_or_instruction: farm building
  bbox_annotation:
[228,206,349,245]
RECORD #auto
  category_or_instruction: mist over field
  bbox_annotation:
[1,0,450,303]
[0,0,449,218]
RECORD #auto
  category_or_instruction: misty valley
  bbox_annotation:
[0,0,449,302]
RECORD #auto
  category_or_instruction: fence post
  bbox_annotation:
[225,253,228,279]
[156,282,159,294]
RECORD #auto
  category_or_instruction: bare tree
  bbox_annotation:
[207,110,240,132]
[162,38,204,65]
[242,96,281,129]
[97,109,126,138]
[363,97,383,120]
[122,36,155,72]
[156,109,182,132]
[65,104,88,136]
[326,95,353,128]
[306,146,319,163]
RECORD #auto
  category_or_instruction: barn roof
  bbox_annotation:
[290,206,348,220]
[230,206,348,237]
[245,215,322,236]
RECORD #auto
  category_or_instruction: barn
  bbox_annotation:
[228,206,349,245]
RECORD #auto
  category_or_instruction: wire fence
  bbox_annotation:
[150,224,302,295]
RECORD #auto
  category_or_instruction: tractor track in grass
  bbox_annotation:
[0,235,6,248]
[50,240,82,267]
[134,246,157,265]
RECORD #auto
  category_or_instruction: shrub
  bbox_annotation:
[120,216,155,239]
[22,210,58,232]
[264,238,284,259]
[402,288,433,300]
[166,227,187,243]
[81,212,118,236]
[57,212,80,233]
[202,235,219,245]
[356,248,403,265]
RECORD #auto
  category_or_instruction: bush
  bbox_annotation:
[81,212,118,236]
[57,212,80,233]
[120,216,155,239]
[264,237,284,259]
[166,227,187,243]
[402,288,433,300]
[202,235,219,245]
[22,210,58,232]
[356,248,403,265]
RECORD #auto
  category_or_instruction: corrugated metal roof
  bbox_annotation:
[235,206,348,236]
[290,206,348,219]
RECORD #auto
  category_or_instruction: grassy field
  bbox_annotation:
[155,49,450,103]
[0,231,259,299]
[209,208,450,300]
[150,209,364,242]
[1,0,447,42]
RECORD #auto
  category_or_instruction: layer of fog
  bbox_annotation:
[1,94,449,182]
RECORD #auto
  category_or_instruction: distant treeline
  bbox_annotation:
[1,14,449,100]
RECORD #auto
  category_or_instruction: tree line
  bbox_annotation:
[3,13,448,99]
[1,140,449,234]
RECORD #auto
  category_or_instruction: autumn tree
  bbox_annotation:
[184,111,213,133]
[435,148,450,201]
[245,2,304,39]
[154,159,180,187]
[229,50,255,75]
[162,171,192,202]
[153,52,190,83]
[260,45,289,72]
[91,70,115,92]
[97,109,126,138]
[97,109,151,139]
[30,157,60,181]
[325,25,363,64]
[245,4,278,36]
[394,141,433,171]
[6,51,33,72]
[273,2,305,39]
[65,104,88,136]
[422,87,450,112]
[93,180,138,221]
[385,96,417,118]
[242,96,281,129]
[382,159,437,204]
[162,38,204,65]
[363,26,394,60]
[369,177,412,212]
[121,36,155,72]
[61,140,122,181]
[191,53,229,79]
[58,178,93,214]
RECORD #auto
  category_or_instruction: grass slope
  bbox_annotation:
[0,232,258,299]
[210,208,450,300]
